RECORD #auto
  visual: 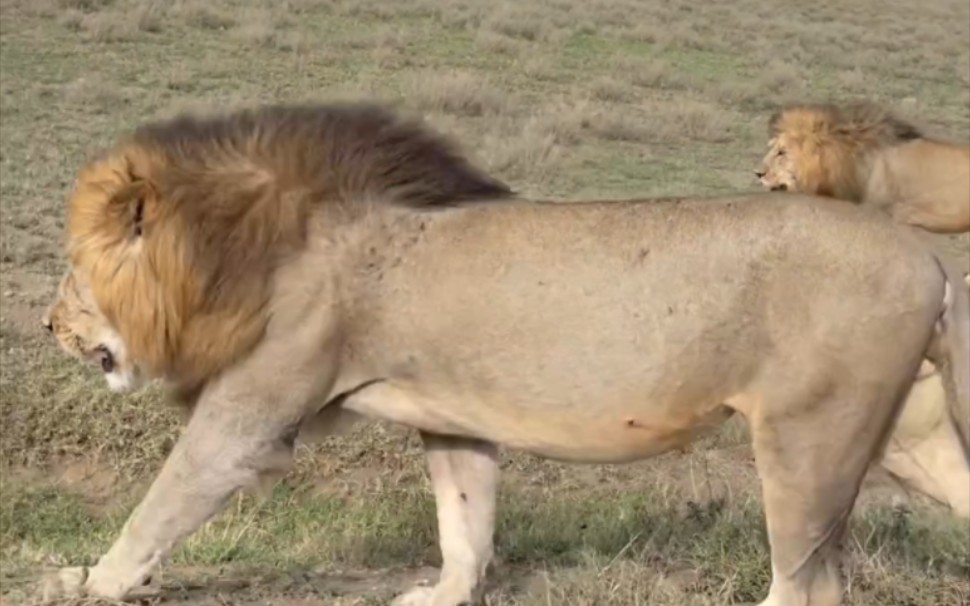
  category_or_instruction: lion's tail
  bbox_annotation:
[927,255,970,456]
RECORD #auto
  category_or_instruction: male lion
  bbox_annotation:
[754,101,970,234]
[41,103,970,606]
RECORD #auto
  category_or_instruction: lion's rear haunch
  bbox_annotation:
[65,102,515,387]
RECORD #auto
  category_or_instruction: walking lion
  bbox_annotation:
[41,103,970,606]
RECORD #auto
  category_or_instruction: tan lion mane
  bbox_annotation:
[66,103,513,390]
[755,101,970,233]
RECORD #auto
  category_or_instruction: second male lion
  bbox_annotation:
[755,101,970,233]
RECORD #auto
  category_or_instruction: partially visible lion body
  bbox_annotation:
[882,355,970,517]
[756,102,970,234]
[41,104,970,606]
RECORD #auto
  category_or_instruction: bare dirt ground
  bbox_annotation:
[1,0,968,604]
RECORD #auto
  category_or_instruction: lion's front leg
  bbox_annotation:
[393,432,499,606]
[43,396,303,601]
[41,330,338,602]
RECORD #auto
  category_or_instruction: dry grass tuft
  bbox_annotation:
[404,70,511,118]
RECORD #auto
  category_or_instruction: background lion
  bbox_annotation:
[41,102,970,606]
[755,101,970,234]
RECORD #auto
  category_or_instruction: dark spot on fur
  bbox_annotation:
[460,492,467,502]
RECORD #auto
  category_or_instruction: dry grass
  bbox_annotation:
[1,0,968,603]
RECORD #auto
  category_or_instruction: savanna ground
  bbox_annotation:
[1,0,969,604]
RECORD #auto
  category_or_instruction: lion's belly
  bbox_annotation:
[343,380,734,463]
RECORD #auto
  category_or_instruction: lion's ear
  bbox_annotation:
[108,179,157,239]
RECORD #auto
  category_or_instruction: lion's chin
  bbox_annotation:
[104,368,144,393]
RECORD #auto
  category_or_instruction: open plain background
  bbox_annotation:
[1,0,969,604]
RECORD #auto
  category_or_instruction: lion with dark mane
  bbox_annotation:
[42,102,969,606]
[755,101,970,233]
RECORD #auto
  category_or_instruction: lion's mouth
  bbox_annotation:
[93,346,115,374]
[770,184,788,192]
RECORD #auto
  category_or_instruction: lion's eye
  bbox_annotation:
[776,149,786,157]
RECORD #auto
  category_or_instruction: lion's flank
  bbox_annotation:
[769,101,923,148]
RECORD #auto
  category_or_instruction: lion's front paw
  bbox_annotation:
[39,566,88,601]
[391,585,434,606]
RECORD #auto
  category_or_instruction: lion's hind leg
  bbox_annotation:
[741,373,916,606]
[392,432,499,606]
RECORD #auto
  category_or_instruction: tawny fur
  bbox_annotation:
[42,102,970,606]
[756,101,970,233]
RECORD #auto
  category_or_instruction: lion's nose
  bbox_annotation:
[754,169,766,179]
[41,317,53,333]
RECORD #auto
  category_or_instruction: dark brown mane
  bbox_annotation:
[127,101,514,211]
[769,101,923,146]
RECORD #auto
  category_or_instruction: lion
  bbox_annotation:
[40,102,970,606]
[754,101,970,234]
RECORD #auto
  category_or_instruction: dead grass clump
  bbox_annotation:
[837,68,870,93]
[60,75,129,111]
[588,100,733,145]
[612,57,693,91]
[591,76,636,103]
[753,59,805,96]
[589,112,654,143]
[62,10,138,42]
[57,0,114,12]
[180,5,235,30]
[480,116,563,185]
[133,2,164,33]
[530,99,596,146]
[371,28,409,67]
[404,70,510,118]
[475,30,522,56]
[233,21,280,49]
[483,10,548,42]
[521,56,560,82]
[650,102,733,144]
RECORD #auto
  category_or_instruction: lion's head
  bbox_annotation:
[44,102,513,393]
[754,101,923,200]
[42,270,143,392]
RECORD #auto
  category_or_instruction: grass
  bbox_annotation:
[2,477,967,605]
[0,0,968,603]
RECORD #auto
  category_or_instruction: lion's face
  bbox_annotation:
[755,136,798,192]
[42,271,143,393]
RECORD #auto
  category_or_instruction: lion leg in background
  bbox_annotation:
[878,365,970,517]
[393,433,499,606]
[743,374,914,606]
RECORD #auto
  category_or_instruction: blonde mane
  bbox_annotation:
[66,103,514,387]
[768,101,923,199]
